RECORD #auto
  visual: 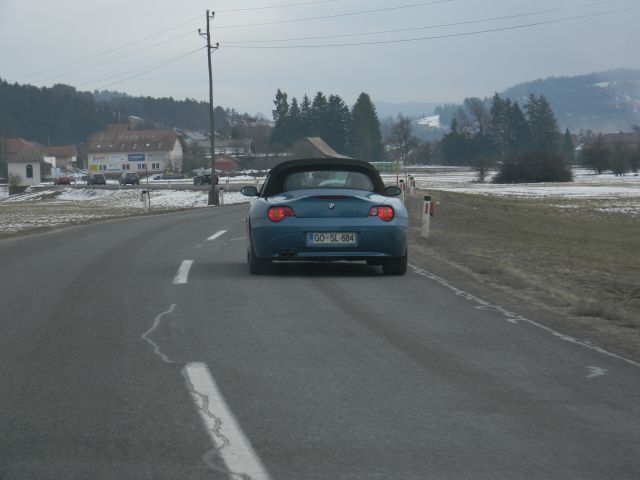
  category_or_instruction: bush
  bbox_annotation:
[493,152,572,183]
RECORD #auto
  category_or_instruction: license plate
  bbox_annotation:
[307,232,357,245]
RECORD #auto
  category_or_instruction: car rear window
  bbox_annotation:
[282,170,374,192]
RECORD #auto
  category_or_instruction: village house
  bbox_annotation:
[1,138,44,193]
[42,145,78,171]
[86,125,183,175]
[214,138,255,160]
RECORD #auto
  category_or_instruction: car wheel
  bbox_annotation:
[248,243,270,275]
[382,250,408,276]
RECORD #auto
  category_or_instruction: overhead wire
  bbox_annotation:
[77,47,205,90]
[12,0,452,87]
[13,15,202,82]
[11,0,344,82]
[222,6,640,48]
[217,0,339,13]
[221,0,614,44]
[31,31,197,84]
[215,0,454,29]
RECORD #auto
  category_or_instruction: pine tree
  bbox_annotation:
[288,97,302,144]
[270,89,290,145]
[489,93,510,161]
[350,92,385,161]
[562,128,576,164]
[509,102,529,154]
[309,92,329,139]
[526,94,560,153]
[325,95,351,153]
[300,94,312,137]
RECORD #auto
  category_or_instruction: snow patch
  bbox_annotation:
[417,115,441,128]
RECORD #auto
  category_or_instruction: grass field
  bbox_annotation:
[407,189,639,355]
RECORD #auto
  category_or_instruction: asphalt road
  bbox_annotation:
[1,205,639,480]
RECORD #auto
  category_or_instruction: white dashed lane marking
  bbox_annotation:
[182,362,272,480]
[206,230,228,242]
[173,260,194,285]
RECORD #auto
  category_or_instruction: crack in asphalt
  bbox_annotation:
[182,368,253,480]
[141,304,177,364]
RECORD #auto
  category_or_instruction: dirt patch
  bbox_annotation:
[406,189,640,361]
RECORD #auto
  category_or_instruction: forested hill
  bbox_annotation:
[0,80,124,146]
[0,81,219,146]
[98,92,215,133]
[501,68,640,132]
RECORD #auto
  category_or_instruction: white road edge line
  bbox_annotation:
[182,362,272,480]
[409,264,640,369]
[206,230,228,242]
[173,260,194,285]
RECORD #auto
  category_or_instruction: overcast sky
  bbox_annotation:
[1,0,638,116]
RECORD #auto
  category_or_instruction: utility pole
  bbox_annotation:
[199,10,220,206]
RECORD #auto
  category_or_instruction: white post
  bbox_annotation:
[399,179,405,204]
[219,187,224,205]
[421,195,432,238]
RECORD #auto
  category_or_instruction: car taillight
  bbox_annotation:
[368,206,394,221]
[268,206,295,222]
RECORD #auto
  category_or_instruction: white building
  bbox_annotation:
[86,125,183,175]
[2,138,43,191]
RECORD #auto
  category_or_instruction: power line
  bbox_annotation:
[215,0,454,30]
[218,0,339,13]
[77,47,204,90]
[12,0,345,82]
[223,6,639,48]
[31,31,198,85]
[222,0,614,44]
[13,15,202,82]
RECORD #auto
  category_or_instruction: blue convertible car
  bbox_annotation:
[241,158,408,275]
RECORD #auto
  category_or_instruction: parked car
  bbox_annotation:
[240,158,408,275]
[87,173,106,185]
[193,173,212,185]
[119,172,140,185]
[161,173,185,180]
[53,176,71,185]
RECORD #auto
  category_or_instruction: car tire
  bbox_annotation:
[248,243,270,275]
[382,250,408,276]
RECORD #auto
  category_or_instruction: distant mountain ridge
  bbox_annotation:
[380,69,640,133]
[501,68,640,132]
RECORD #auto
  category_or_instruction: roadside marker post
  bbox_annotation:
[421,195,433,238]
[399,179,405,204]
[219,187,225,205]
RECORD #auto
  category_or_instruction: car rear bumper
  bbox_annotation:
[250,217,408,259]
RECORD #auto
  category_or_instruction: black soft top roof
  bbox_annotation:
[262,158,385,197]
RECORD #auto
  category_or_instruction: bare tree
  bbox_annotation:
[455,97,491,136]
[391,114,418,184]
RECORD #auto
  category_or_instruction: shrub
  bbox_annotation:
[493,152,573,183]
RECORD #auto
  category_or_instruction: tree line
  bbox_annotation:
[580,128,640,176]
[270,90,386,162]
[0,81,236,147]
[439,93,573,182]
[0,80,123,145]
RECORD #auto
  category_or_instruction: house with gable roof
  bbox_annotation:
[86,125,183,175]
[1,138,44,193]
